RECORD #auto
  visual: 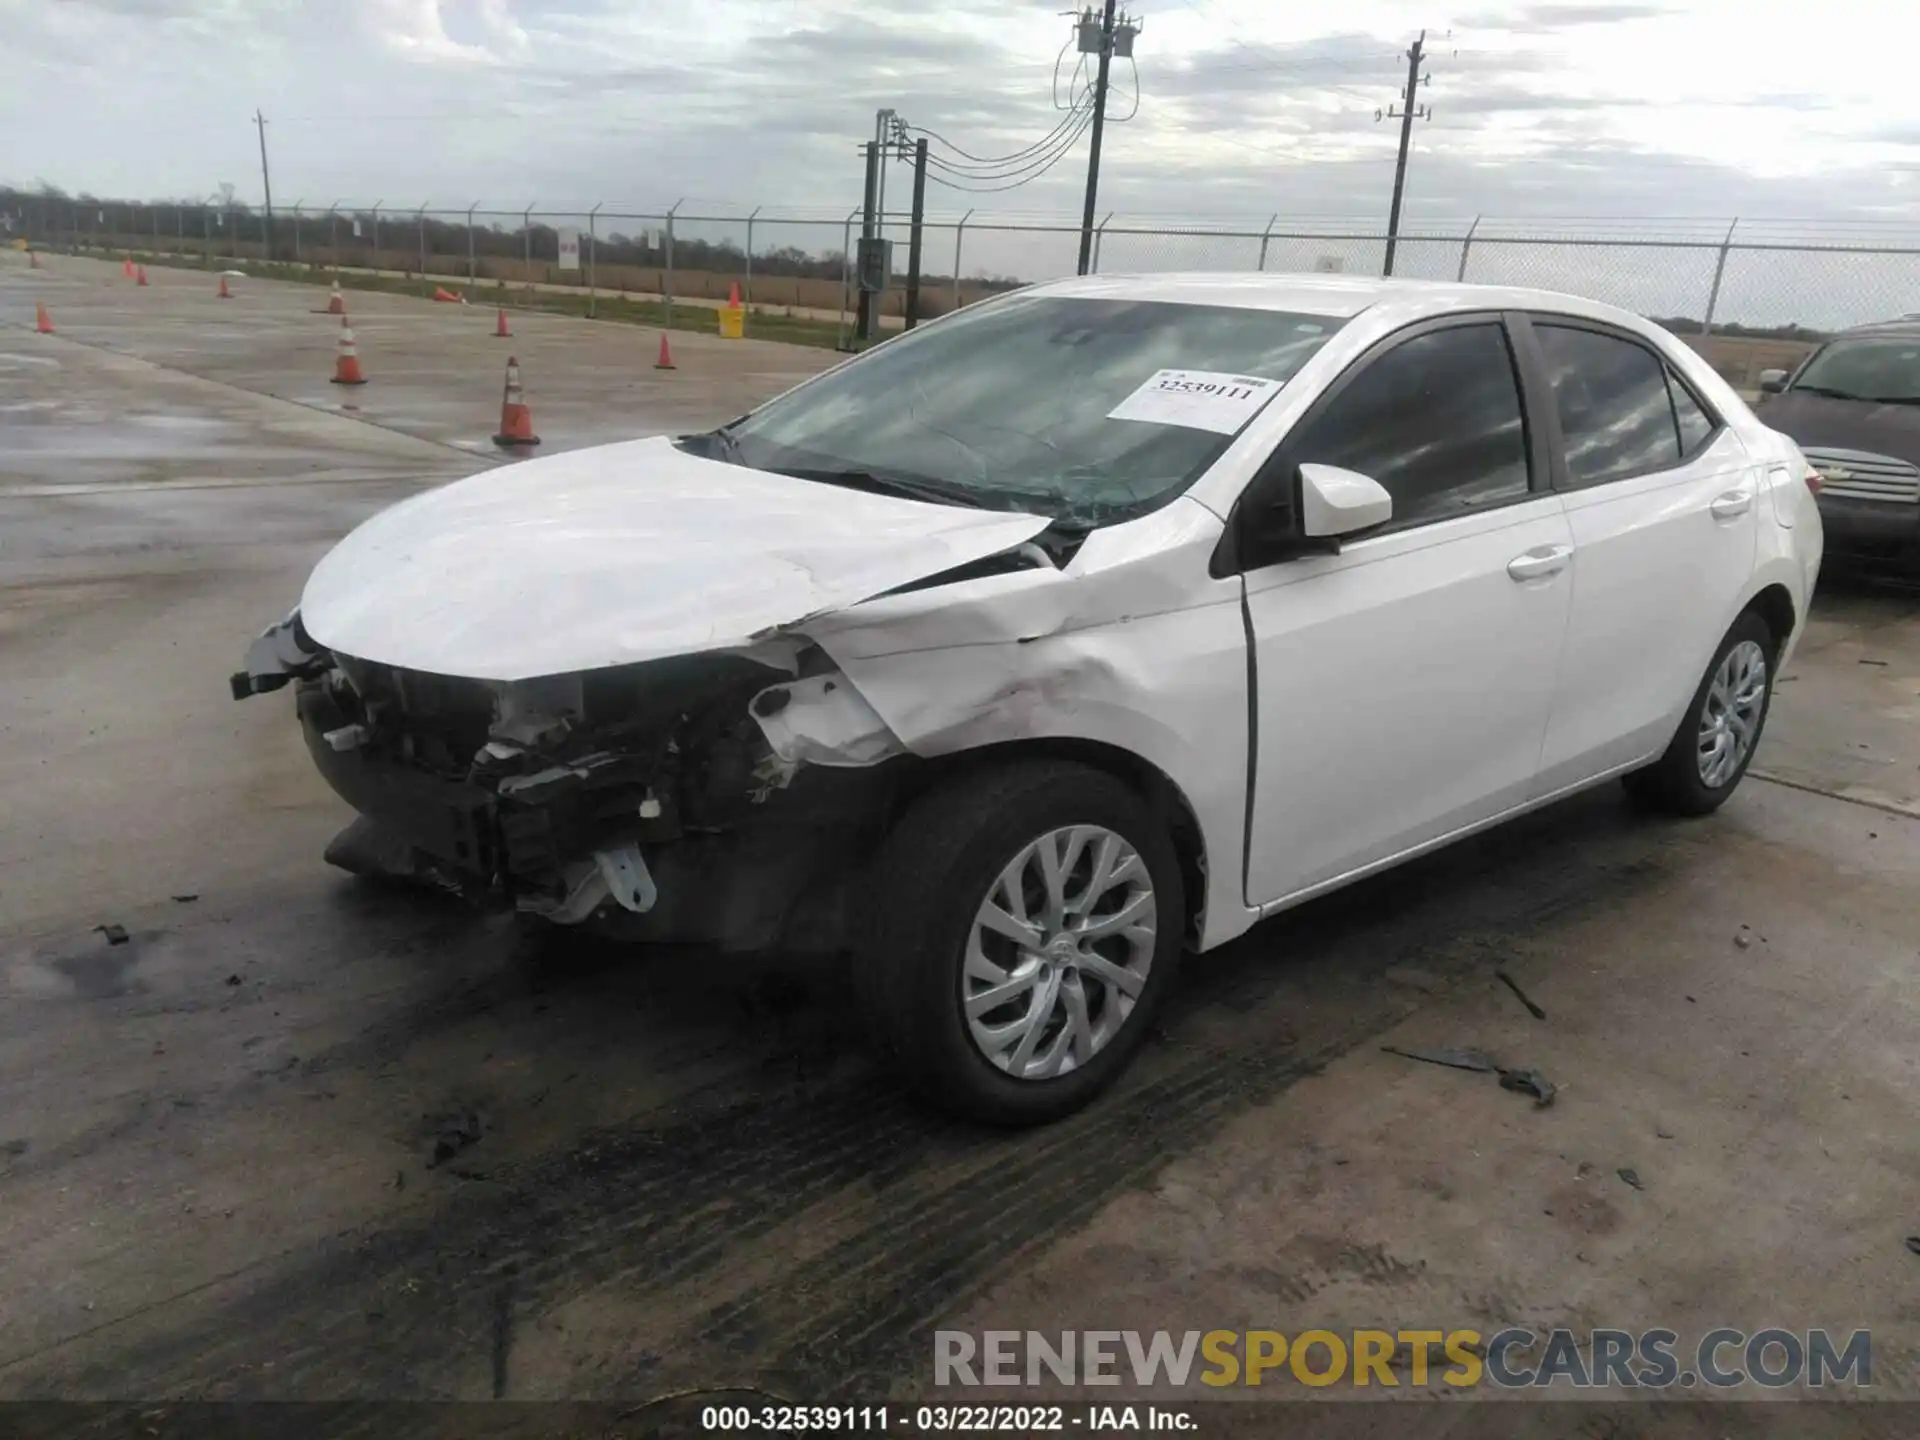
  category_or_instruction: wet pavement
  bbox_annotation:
[2,252,1917,1425]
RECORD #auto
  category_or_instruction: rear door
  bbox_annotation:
[1518,315,1760,793]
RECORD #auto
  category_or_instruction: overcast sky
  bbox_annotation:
[4,0,1918,233]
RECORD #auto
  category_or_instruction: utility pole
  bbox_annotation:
[254,109,275,259]
[1378,32,1429,278]
[905,137,929,329]
[854,140,882,346]
[1076,0,1117,276]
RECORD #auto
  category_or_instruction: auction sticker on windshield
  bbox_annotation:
[1108,369,1284,434]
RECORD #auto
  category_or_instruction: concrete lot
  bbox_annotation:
[2,253,1917,1428]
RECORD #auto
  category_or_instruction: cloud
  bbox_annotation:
[0,0,1915,245]
[1459,3,1673,30]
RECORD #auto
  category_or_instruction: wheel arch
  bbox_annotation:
[913,737,1210,948]
[1743,581,1798,657]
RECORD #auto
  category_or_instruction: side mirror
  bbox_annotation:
[1758,369,1788,394]
[1299,463,1393,538]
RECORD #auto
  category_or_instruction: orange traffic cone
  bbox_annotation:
[217,274,231,300]
[491,357,540,448]
[137,265,150,287]
[35,301,55,334]
[726,281,742,308]
[315,280,346,315]
[123,256,135,279]
[494,307,512,338]
[432,286,461,303]
[330,318,366,385]
[653,332,676,370]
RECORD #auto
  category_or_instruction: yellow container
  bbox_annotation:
[717,305,745,339]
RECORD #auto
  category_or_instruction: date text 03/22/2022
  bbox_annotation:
[699,1404,1195,1432]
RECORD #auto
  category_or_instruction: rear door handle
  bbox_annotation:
[1507,545,1573,582]
[1711,489,1754,519]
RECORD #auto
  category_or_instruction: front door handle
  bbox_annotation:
[1711,489,1754,519]
[1507,544,1573,582]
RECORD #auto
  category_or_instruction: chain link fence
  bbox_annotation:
[14,195,1920,367]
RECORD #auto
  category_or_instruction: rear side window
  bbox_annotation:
[1288,322,1532,530]
[1535,323,1681,488]
[1669,369,1716,458]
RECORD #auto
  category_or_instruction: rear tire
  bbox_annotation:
[1623,609,1776,817]
[857,759,1185,1126]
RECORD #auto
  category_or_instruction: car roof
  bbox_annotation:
[1834,318,1920,339]
[1021,270,1663,331]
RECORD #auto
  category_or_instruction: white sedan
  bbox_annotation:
[233,273,1824,1125]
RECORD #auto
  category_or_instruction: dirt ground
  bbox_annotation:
[2,253,1916,1435]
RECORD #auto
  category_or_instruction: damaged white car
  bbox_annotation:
[233,273,1822,1124]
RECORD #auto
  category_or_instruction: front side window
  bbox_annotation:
[1791,337,1920,404]
[1535,323,1681,488]
[1286,322,1532,530]
[708,295,1344,529]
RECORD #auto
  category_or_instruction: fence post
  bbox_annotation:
[665,198,682,332]
[588,202,602,317]
[1701,217,1739,337]
[839,206,859,349]
[290,202,301,266]
[1455,215,1481,282]
[466,203,478,285]
[1256,213,1277,271]
[1091,212,1113,274]
[370,202,382,271]
[745,204,761,309]
[953,208,972,311]
[202,204,211,267]
[523,202,534,289]
[416,203,429,289]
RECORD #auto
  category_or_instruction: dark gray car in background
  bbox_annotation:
[1756,319,1920,571]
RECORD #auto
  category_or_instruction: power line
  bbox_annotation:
[907,104,1091,171]
[923,113,1097,193]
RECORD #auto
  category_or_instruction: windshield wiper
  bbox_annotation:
[1790,384,1873,401]
[772,465,990,509]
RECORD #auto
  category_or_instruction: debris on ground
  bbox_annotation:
[1618,1167,1645,1191]
[1656,1128,1675,1140]
[94,924,129,945]
[1382,1044,1498,1072]
[1384,965,1444,993]
[1384,1045,1558,1107]
[1496,968,1547,1019]
[1906,1237,1920,1257]
[429,1112,487,1168]
[1858,658,1889,667]
[1498,1067,1558,1108]
[171,894,199,904]
[1734,933,1752,950]
[224,974,242,987]
[2,1140,27,1159]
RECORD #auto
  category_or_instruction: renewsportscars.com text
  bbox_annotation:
[934,1328,1872,1390]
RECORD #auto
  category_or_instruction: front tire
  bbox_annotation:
[858,760,1185,1126]
[1623,609,1776,816]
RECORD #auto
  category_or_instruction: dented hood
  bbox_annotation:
[298,436,1051,681]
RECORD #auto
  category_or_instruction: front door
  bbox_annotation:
[1238,318,1576,908]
